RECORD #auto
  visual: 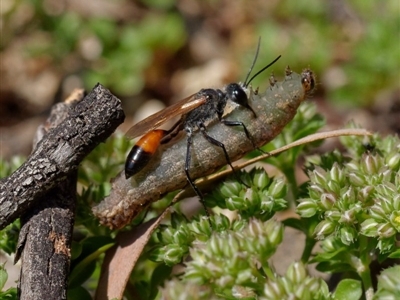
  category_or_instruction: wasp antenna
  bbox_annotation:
[246,55,282,87]
[243,37,262,87]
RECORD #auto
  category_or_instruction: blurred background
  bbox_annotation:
[0,0,399,293]
[0,0,399,159]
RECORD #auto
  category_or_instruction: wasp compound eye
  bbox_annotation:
[226,83,257,118]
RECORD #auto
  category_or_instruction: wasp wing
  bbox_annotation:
[125,93,207,139]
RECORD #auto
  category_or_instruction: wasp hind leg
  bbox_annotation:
[198,123,250,188]
[184,131,211,220]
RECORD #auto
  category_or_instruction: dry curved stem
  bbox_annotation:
[180,128,372,198]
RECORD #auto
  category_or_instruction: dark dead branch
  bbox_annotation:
[16,89,83,300]
[0,84,125,230]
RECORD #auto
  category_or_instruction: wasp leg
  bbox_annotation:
[198,123,250,188]
[220,119,267,154]
[160,119,184,144]
[184,130,210,219]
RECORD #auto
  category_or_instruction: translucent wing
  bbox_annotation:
[125,93,207,139]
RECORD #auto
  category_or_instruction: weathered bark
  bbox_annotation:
[16,172,77,300]
[0,85,124,299]
[15,90,82,300]
[0,84,125,229]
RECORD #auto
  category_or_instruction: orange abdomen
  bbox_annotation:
[125,130,166,179]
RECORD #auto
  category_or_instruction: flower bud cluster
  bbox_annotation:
[183,219,283,296]
[262,262,330,300]
[206,168,287,220]
[161,260,331,299]
[160,278,216,300]
[297,135,400,252]
[150,214,246,266]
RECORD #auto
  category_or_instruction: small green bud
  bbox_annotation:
[247,218,263,236]
[311,167,327,186]
[221,181,242,197]
[160,227,175,244]
[387,151,400,170]
[325,210,342,222]
[306,277,323,294]
[226,235,240,256]
[297,199,318,217]
[184,250,214,278]
[279,277,292,295]
[244,188,261,210]
[342,187,356,204]
[320,193,336,210]
[257,236,273,257]
[359,186,374,201]
[260,195,274,212]
[360,218,379,237]
[380,168,392,182]
[174,229,189,245]
[362,154,379,174]
[164,244,185,265]
[346,161,359,171]
[309,184,324,199]
[378,196,393,214]
[266,221,284,246]
[369,205,387,221]
[190,216,213,236]
[348,172,365,187]
[330,163,344,183]
[236,269,254,284]
[314,220,335,239]
[294,284,308,299]
[340,227,356,245]
[253,168,270,190]
[324,240,338,255]
[339,209,356,224]
[263,281,283,299]
[225,196,244,211]
[231,219,247,232]
[375,182,396,197]
[377,238,394,252]
[269,178,287,199]
[286,262,307,283]
[377,222,396,238]
[209,235,224,256]
[327,180,341,195]
[212,214,230,231]
[241,233,255,253]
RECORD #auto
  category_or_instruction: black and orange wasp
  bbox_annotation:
[124,41,281,213]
